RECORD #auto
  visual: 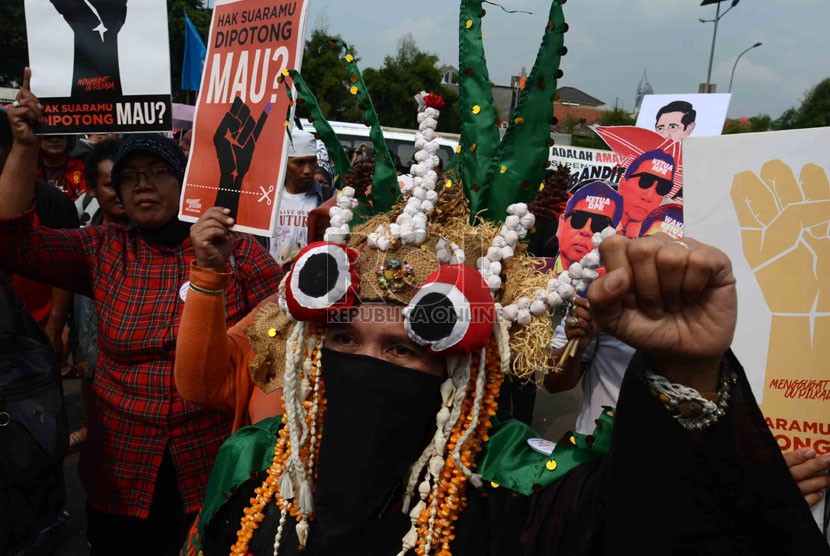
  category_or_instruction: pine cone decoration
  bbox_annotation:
[342,159,375,198]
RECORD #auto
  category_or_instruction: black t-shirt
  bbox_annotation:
[34,180,80,229]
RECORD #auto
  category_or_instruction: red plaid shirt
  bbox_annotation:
[0,209,282,517]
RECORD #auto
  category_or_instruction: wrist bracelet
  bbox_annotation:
[643,363,737,432]
[189,283,224,296]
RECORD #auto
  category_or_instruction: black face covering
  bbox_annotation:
[313,348,443,541]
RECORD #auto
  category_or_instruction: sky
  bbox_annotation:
[290,0,830,120]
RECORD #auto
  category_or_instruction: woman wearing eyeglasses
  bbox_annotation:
[616,149,676,238]
[0,70,282,556]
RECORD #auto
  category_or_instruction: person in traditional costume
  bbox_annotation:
[175,1,829,554]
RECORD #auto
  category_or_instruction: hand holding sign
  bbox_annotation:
[213,97,269,218]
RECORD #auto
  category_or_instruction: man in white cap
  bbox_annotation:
[270,128,333,267]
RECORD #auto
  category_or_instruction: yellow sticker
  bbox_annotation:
[268,328,277,338]
[445,180,453,188]
[281,68,289,76]
[499,165,507,174]
[455,145,462,154]
[345,53,354,63]
[349,86,358,95]
[472,105,481,115]
[465,19,473,29]
[490,481,499,488]
[545,460,557,471]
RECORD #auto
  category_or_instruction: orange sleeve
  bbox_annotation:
[175,263,257,431]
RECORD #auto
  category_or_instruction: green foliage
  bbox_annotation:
[0,3,29,87]
[775,78,830,130]
[572,135,610,150]
[361,34,461,133]
[599,107,635,126]
[297,29,359,121]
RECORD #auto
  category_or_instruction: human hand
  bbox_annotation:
[563,296,598,350]
[50,0,128,38]
[9,68,43,149]
[588,234,737,389]
[783,448,830,507]
[191,207,236,273]
[731,161,830,315]
[213,97,269,185]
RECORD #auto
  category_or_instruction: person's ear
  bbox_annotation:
[687,122,696,134]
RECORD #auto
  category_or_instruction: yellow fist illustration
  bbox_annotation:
[731,160,830,382]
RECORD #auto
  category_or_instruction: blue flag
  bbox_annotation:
[182,10,207,91]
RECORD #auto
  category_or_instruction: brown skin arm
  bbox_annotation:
[0,68,41,218]
[44,287,71,360]
[544,297,598,393]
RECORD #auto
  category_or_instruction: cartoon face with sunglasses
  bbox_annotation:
[618,151,675,238]
[556,181,623,272]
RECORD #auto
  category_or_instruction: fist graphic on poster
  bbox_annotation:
[50,0,128,42]
[731,160,830,315]
[731,160,830,384]
[213,97,270,218]
[51,0,128,98]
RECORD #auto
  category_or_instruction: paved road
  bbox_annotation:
[49,375,583,555]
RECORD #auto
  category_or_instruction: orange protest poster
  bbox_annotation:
[179,0,309,236]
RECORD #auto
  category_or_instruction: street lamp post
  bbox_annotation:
[729,42,763,93]
[698,0,741,93]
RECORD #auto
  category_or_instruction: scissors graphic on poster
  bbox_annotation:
[257,185,274,205]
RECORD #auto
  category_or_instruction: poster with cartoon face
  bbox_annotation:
[636,93,731,143]
[554,180,623,273]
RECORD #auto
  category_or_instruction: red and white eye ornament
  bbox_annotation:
[402,264,496,355]
[283,242,360,322]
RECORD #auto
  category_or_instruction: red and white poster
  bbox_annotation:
[179,0,309,236]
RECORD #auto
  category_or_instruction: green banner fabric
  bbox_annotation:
[476,408,613,496]
[328,38,400,214]
[481,1,566,223]
[453,0,503,220]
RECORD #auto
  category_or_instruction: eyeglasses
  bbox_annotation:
[118,166,177,190]
[630,172,673,196]
[567,210,613,234]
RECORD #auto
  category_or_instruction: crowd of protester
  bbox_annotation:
[1,66,828,556]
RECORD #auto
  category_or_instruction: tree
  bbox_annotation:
[775,78,830,130]
[0,3,29,87]
[168,0,212,102]
[362,34,460,133]
[599,107,635,127]
[296,29,360,121]
[723,114,772,135]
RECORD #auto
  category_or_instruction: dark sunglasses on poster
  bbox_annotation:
[630,172,673,196]
[567,210,613,234]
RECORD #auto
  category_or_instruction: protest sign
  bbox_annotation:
[548,145,626,189]
[636,93,731,141]
[179,0,309,236]
[553,180,623,274]
[24,0,172,134]
[684,128,830,458]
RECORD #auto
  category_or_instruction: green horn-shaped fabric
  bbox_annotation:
[327,38,400,215]
[481,2,566,223]
[280,69,352,184]
[451,0,503,220]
